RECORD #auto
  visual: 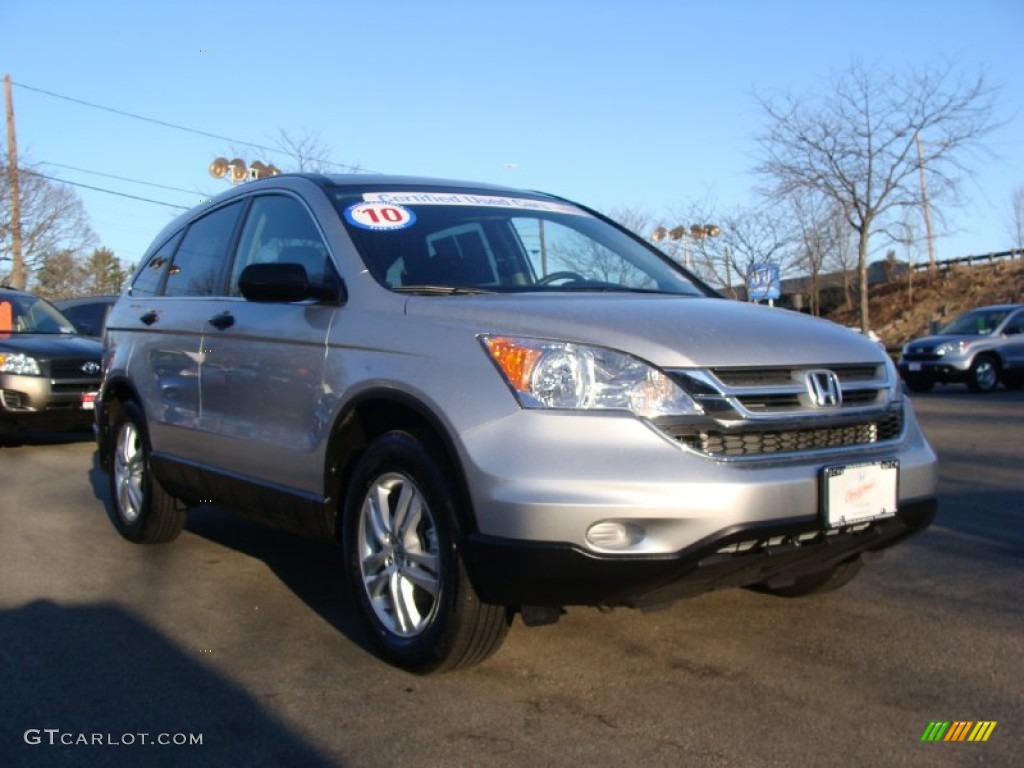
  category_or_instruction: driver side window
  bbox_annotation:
[230,195,332,296]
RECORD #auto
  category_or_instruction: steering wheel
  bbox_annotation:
[536,271,588,286]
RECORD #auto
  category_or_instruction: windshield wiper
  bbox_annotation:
[393,285,496,296]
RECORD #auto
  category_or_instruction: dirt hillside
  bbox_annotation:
[824,258,1024,349]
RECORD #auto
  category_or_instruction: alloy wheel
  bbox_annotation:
[114,421,145,523]
[356,472,441,638]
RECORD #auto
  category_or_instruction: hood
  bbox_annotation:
[0,333,104,359]
[405,294,885,368]
[903,334,985,352]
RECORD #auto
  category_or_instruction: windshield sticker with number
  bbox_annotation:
[344,202,417,231]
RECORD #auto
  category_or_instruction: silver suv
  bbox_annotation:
[898,304,1024,393]
[96,174,938,672]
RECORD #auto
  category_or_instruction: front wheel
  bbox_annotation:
[966,354,1000,393]
[343,431,509,673]
[108,400,186,543]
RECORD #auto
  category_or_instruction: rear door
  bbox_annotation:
[117,201,244,458]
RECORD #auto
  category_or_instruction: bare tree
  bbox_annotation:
[274,128,341,173]
[714,206,791,299]
[1,162,96,285]
[1009,185,1024,254]
[755,60,1000,331]
[785,192,837,315]
[606,206,658,241]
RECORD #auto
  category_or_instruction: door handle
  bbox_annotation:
[208,312,235,330]
[140,311,158,325]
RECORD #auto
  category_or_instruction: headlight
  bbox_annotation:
[934,341,968,357]
[481,336,701,418]
[0,353,42,375]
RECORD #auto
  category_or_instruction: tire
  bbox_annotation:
[749,558,864,598]
[903,374,934,393]
[108,400,186,543]
[966,354,1000,393]
[343,431,510,673]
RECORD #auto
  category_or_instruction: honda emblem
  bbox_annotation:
[805,369,842,407]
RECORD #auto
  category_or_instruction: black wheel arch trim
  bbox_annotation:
[324,387,482,543]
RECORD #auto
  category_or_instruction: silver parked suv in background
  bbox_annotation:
[96,174,938,672]
[898,304,1024,393]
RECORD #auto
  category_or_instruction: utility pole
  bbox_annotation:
[915,131,937,273]
[4,73,25,289]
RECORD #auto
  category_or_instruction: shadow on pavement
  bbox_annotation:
[83,446,376,666]
[1,600,339,767]
[0,429,94,448]
[181,505,375,661]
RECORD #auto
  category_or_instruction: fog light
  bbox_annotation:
[585,521,644,550]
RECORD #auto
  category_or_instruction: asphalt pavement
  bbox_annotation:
[1,389,1021,767]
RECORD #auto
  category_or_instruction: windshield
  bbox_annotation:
[939,308,1011,336]
[331,188,707,296]
[0,294,77,335]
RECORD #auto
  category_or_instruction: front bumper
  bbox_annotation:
[457,401,938,606]
[467,498,936,607]
[0,372,99,428]
[898,357,971,381]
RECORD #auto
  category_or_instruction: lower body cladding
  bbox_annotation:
[457,405,938,609]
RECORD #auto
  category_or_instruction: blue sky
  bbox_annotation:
[5,0,1023,271]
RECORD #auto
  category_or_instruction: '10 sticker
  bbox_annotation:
[345,202,416,231]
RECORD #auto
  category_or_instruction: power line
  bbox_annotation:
[13,80,377,174]
[40,161,207,196]
[21,168,190,210]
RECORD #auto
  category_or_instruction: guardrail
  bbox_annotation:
[910,248,1023,271]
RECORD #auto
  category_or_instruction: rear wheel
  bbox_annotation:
[343,430,509,673]
[749,558,864,598]
[108,400,186,543]
[966,354,1000,393]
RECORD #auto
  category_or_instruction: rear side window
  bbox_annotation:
[165,202,244,297]
[130,231,182,297]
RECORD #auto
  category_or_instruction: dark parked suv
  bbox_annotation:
[95,174,938,672]
[0,286,103,433]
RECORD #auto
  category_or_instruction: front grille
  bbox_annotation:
[661,409,904,457]
[50,358,101,379]
[662,363,903,459]
[712,364,880,388]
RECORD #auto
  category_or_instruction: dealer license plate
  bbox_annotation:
[81,392,97,411]
[908,362,922,371]
[822,460,898,528]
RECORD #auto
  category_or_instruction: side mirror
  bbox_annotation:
[238,262,346,304]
